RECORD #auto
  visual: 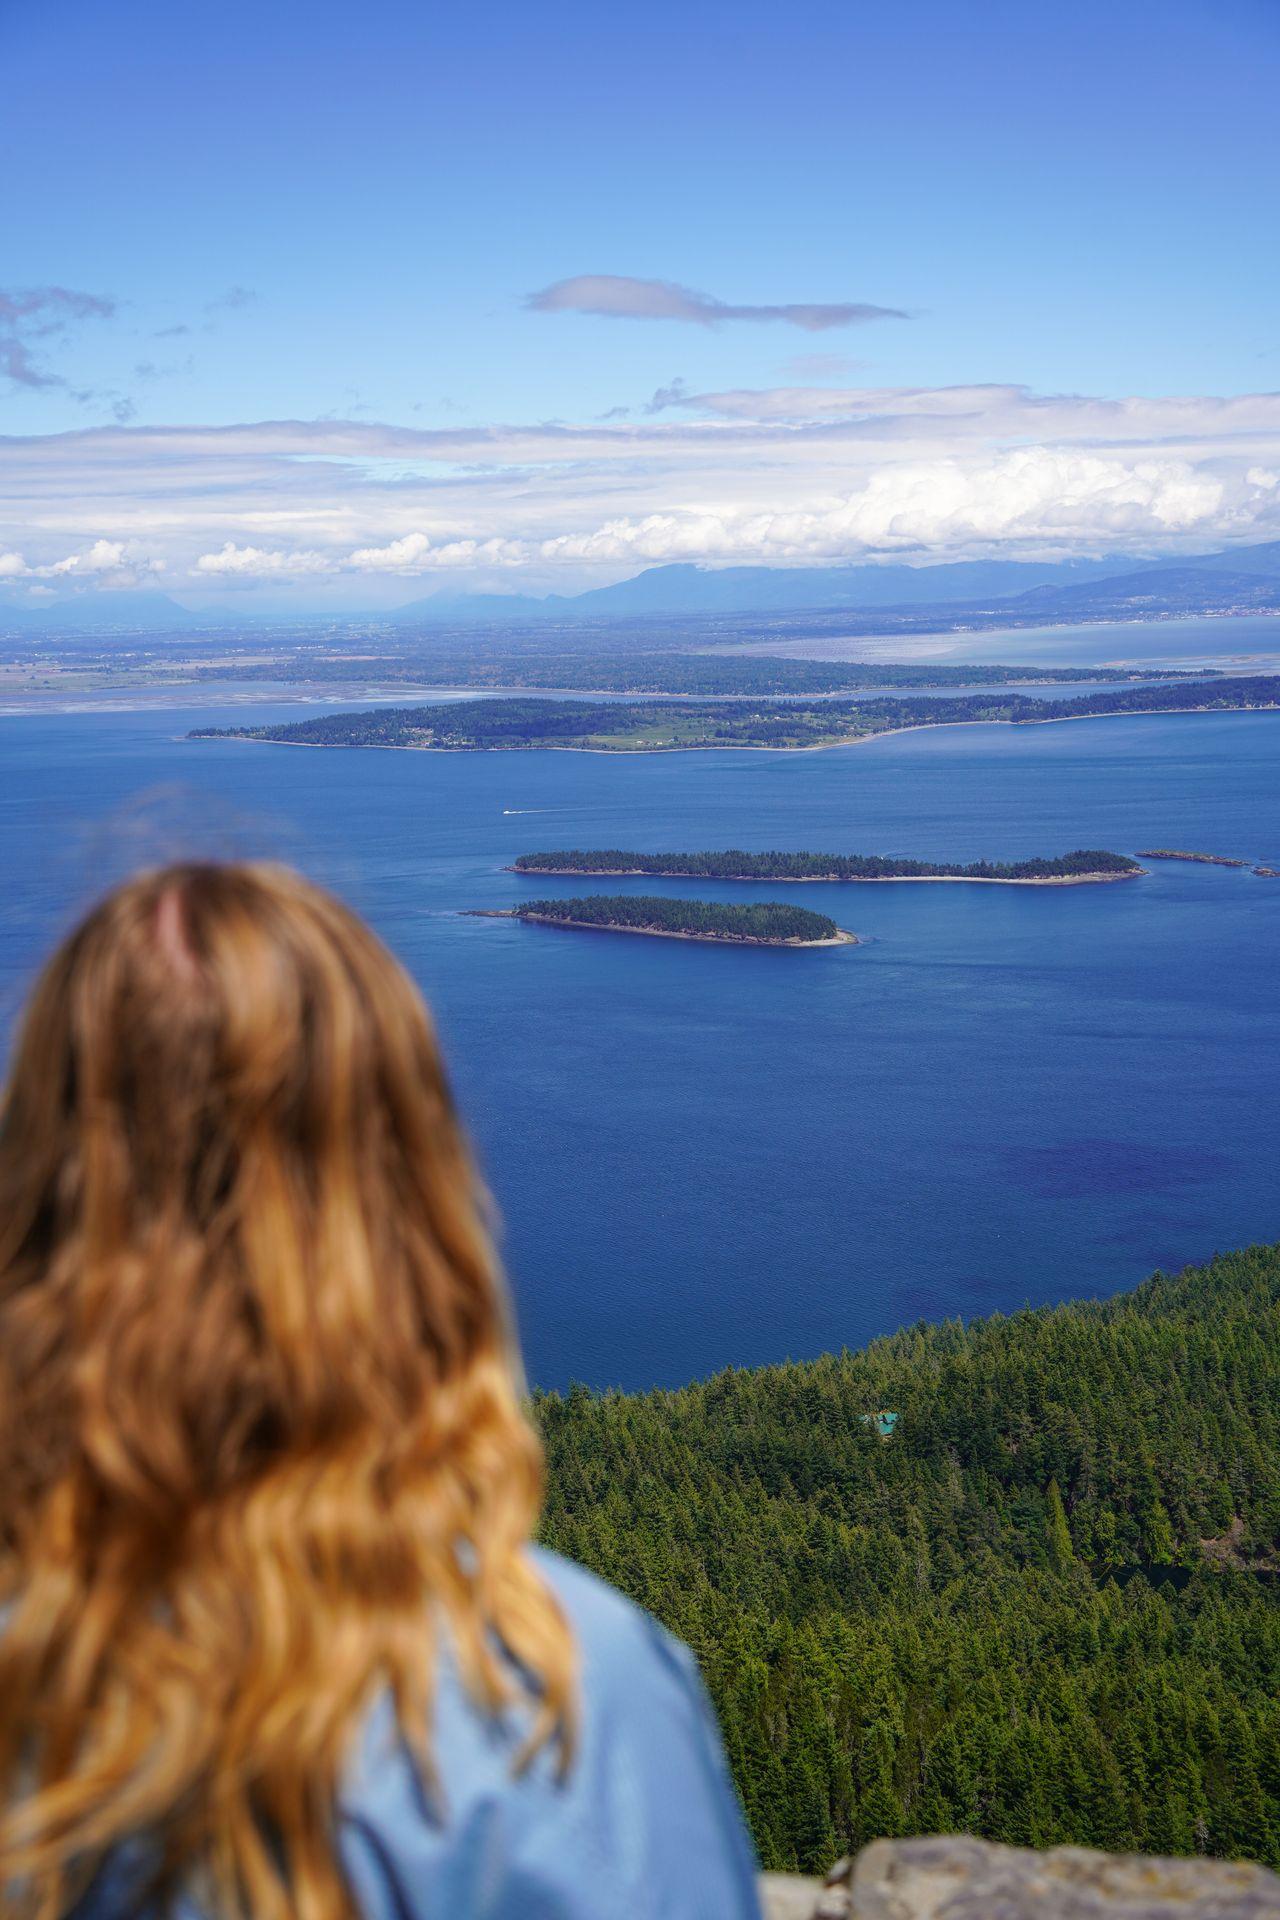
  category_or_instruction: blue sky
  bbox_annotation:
[2,0,1278,607]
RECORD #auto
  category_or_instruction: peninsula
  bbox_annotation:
[474,895,855,947]
[1136,849,1249,868]
[189,674,1280,755]
[510,848,1142,884]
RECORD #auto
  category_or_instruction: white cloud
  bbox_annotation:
[347,531,529,574]
[50,537,129,575]
[3,381,1280,594]
[347,531,433,570]
[537,452,1245,564]
[193,541,335,576]
[180,451,1273,580]
[0,537,163,582]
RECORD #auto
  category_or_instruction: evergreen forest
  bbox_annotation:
[537,1246,1280,1872]
[513,849,1141,881]
[514,894,842,942]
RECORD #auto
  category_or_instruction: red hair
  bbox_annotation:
[0,862,574,1918]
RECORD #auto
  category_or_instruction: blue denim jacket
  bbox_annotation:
[69,1551,762,1919]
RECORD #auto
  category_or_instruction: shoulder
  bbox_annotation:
[529,1548,722,1768]
[531,1547,696,1693]
[348,1549,709,1804]
[339,1551,762,1919]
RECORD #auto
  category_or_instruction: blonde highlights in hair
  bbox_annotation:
[0,863,574,1918]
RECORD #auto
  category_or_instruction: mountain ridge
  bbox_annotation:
[4,539,1280,637]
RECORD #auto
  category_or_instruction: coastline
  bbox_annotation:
[504,866,1143,886]
[189,700,1280,759]
[466,910,858,948]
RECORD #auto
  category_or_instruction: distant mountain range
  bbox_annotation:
[0,591,214,634]
[382,539,1280,625]
[1011,556,1280,617]
[3,540,1279,637]
[387,556,1136,624]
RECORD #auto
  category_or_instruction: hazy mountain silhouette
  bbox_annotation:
[4,540,1278,635]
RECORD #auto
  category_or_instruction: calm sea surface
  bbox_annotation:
[2,671,1278,1388]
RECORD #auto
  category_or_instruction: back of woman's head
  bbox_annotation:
[0,862,573,1919]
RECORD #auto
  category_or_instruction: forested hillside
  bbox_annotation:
[536,1246,1280,1872]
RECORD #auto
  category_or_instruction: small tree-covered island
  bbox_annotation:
[511,848,1143,884]
[472,894,856,946]
[187,673,1280,755]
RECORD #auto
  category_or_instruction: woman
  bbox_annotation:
[0,863,761,1920]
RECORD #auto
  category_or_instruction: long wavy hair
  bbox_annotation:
[0,862,574,1918]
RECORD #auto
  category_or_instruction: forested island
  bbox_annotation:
[189,674,1280,754]
[1137,849,1249,868]
[512,848,1143,884]
[479,895,853,946]
[537,1242,1280,1874]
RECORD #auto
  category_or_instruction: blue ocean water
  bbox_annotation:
[2,693,1278,1389]
[781,611,1280,672]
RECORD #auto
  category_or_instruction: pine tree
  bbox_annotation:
[1046,1478,1075,1571]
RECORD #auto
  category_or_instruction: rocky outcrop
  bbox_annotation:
[761,1837,1280,1920]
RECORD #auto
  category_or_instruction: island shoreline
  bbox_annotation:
[503,867,1143,885]
[189,700,1280,758]
[465,910,858,948]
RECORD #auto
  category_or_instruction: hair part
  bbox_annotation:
[0,862,574,1919]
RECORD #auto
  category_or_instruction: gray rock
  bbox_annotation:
[759,1840,1280,1920]
[760,1875,827,1920]
[848,1836,1280,1920]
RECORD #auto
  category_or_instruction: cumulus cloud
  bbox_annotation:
[344,532,529,572]
[168,452,1276,581]
[194,541,335,576]
[4,380,1280,594]
[202,532,533,578]
[0,285,115,390]
[49,538,131,576]
[526,274,907,330]
[535,452,1235,566]
[0,537,162,581]
[348,531,433,570]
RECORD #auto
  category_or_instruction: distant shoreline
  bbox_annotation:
[466,909,858,948]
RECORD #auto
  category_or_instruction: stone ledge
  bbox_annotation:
[761,1837,1280,1920]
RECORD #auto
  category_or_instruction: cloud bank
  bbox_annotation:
[2,380,1278,596]
[526,274,907,330]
